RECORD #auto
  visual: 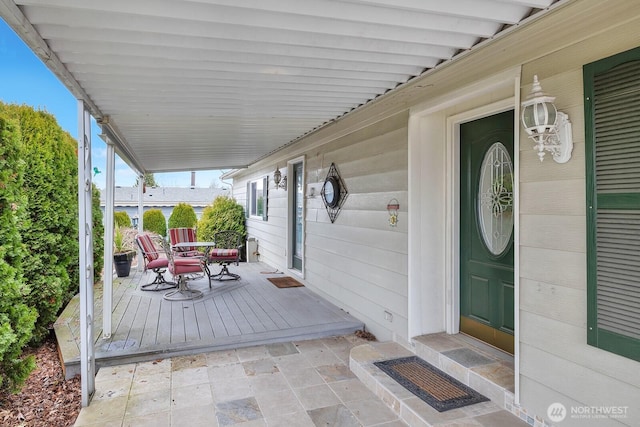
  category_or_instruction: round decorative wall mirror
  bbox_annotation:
[321,163,348,223]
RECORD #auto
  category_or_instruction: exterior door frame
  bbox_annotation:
[446,100,518,336]
[286,155,306,277]
[407,67,522,403]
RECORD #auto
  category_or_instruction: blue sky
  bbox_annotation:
[0,19,222,189]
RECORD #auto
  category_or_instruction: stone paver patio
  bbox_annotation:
[73,335,405,427]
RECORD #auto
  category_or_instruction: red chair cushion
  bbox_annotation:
[169,228,197,252]
[147,258,169,270]
[170,257,203,275]
[209,248,238,261]
[137,234,159,261]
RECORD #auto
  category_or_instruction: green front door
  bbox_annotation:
[460,110,515,354]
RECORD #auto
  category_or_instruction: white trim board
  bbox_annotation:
[407,68,521,402]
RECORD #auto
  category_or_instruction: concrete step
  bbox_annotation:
[349,335,531,427]
[412,333,515,411]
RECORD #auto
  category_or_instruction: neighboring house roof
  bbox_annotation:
[99,186,230,208]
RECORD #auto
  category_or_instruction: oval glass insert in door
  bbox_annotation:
[478,142,514,255]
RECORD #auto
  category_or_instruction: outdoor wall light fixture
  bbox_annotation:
[521,75,573,163]
[273,166,287,190]
[387,199,399,227]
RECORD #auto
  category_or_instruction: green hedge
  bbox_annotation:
[0,102,104,391]
[143,209,167,237]
[114,211,131,227]
[197,196,246,242]
[168,202,197,230]
[7,104,80,343]
[0,115,37,392]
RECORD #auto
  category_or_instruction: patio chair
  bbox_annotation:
[163,242,211,301]
[135,233,177,291]
[169,227,200,257]
[208,230,242,281]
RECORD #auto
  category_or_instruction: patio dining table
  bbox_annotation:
[164,241,216,301]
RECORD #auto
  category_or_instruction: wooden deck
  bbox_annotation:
[54,262,364,379]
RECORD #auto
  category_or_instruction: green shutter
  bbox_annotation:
[585,46,640,362]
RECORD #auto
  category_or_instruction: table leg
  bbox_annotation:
[163,275,203,301]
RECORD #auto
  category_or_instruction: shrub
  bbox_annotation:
[197,196,246,242]
[168,202,197,230]
[1,104,79,343]
[92,184,104,283]
[114,211,131,227]
[143,209,167,237]
[0,115,37,392]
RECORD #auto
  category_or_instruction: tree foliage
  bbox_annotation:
[143,209,167,237]
[114,211,131,227]
[0,115,37,392]
[135,173,157,188]
[1,104,80,343]
[168,202,197,230]
[197,196,246,242]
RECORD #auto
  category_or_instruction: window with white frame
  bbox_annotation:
[246,177,267,220]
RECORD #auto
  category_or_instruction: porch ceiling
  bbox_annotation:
[1,0,557,173]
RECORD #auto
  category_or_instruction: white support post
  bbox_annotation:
[137,174,144,270]
[102,138,115,338]
[78,100,96,407]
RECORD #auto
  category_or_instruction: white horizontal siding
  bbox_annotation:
[520,311,640,387]
[303,118,409,341]
[520,179,586,216]
[517,10,640,425]
[304,267,409,342]
[520,278,586,328]
[520,215,586,253]
[235,114,408,342]
[520,344,639,426]
[519,376,627,427]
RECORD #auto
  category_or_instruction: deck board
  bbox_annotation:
[193,300,214,340]
[214,294,241,336]
[171,300,185,343]
[222,292,253,334]
[156,297,173,344]
[54,261,364,378]
[183,300,201,342]
[251,278,302,327]
[238,287,279,331]
[140,297,161,348]
[203,298,227,338]
[128,296,151,348]
[231,289,266,333]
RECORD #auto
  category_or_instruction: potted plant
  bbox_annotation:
[113,226,136,277]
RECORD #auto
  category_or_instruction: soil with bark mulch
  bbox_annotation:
[0,335,81,427]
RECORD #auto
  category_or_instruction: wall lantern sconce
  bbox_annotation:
[273,166,287,190]
[521,75,573,163]
[387,199,399,227]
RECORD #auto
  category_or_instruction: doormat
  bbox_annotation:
[267,277,304,288]
[374,356,488,412]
